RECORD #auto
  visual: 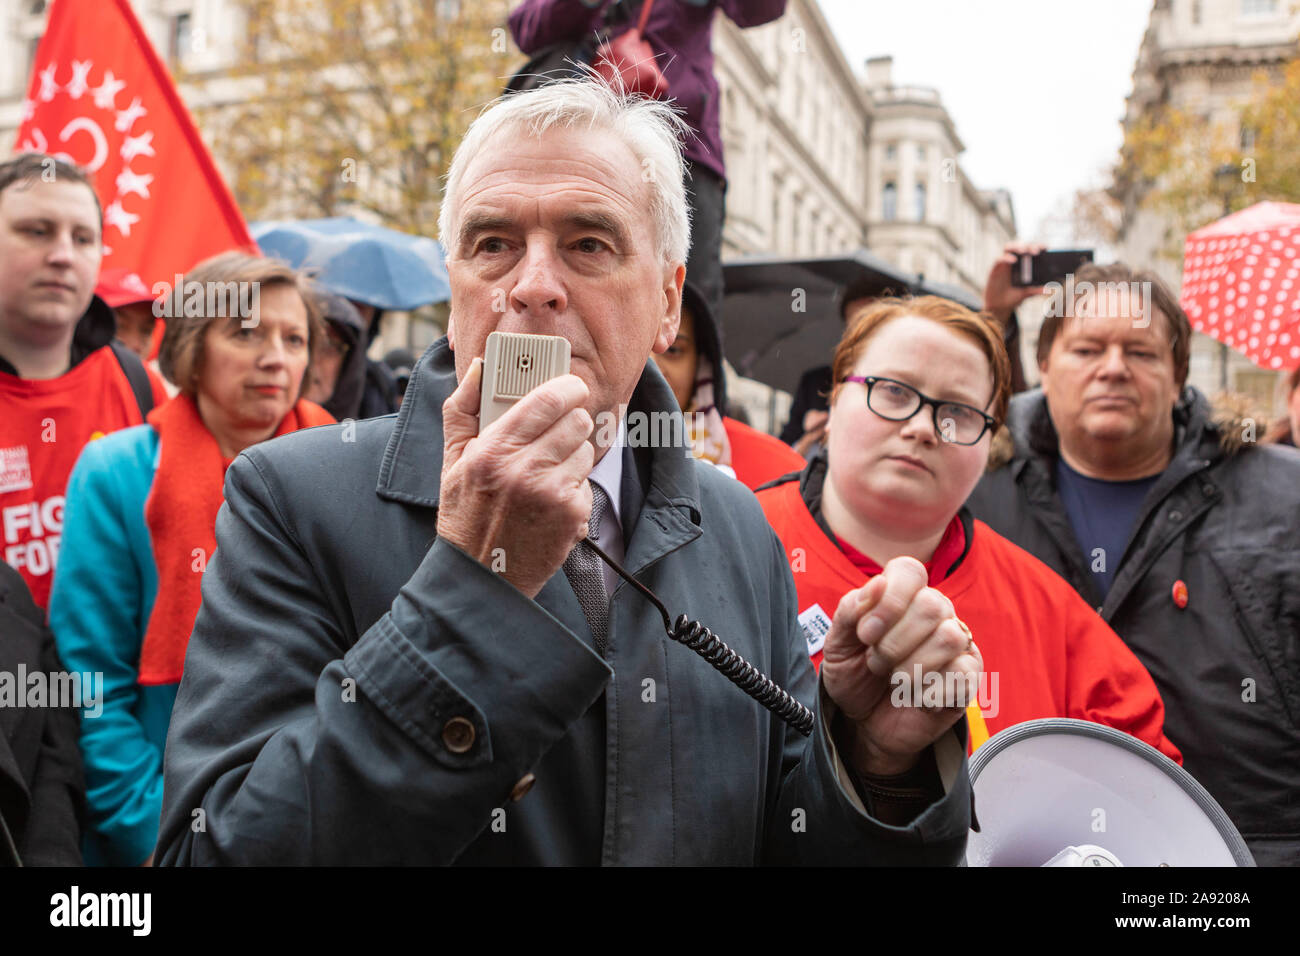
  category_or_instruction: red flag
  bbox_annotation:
[14,0,254,289]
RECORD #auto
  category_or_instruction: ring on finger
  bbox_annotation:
[955,617,973,655]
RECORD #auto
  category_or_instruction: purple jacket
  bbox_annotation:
[509,0,787,182]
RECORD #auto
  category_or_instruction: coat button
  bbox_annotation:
[441,717,476,753]
[1172,579,1189,609]
[1168,509,1183,522]
[509,773,536,802]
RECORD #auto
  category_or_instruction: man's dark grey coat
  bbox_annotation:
[968,387,1300,866]
[156,339,970,865]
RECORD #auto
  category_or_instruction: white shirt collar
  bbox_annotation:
[588,412,625,527]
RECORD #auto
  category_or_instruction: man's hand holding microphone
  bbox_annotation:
[437,357,596,599]
[436,355,980,785]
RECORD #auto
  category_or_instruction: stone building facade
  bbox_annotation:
[859,55,1016,297]
[711,5,1015,302]
[2,0,1022,422]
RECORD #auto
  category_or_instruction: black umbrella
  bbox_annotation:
[720,250,981,395]
[914,277,983,312]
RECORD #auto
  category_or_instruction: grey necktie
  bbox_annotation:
[563,482,611,652]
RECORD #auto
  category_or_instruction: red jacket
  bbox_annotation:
[756,475,1182,762]
[723,417,806,491]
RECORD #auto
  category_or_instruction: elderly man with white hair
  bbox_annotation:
[155,80,978,865]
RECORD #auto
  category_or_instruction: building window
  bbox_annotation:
[884,143,897,162]
[1241,0,1277,15]
[917,144,927,161]
[1191,0,1203,24]
[882,182,897,221]
[29,1,46,13]
[1241,126,1257,149]
[170,12,192,63]
[915,183,927,221]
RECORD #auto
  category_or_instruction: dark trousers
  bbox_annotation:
[684,160,726,338]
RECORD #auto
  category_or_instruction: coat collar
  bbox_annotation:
[376,336,703,527]
[1005,385,1216,476]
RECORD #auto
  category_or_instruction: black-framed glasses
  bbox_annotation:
[840,375,996,446]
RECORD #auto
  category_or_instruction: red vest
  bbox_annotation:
[755,477,1182,762]
[0,347,146,610]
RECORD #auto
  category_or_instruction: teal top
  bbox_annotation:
[48,424,176,867]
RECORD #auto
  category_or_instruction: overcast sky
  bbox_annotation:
[818,0,1152,243]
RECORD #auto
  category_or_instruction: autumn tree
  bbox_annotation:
[1239,54,1300,198]
[191,0,517,237]
[1105,46,1300,256]
[1068,173,1124,247]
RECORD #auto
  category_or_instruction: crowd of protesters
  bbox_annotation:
[2,69,1299,866]
[0,154,387,863]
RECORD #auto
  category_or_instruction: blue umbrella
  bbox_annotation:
[251,217,450,311]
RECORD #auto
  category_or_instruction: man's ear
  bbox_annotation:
[446,311,456,350]
[652,263,686,355]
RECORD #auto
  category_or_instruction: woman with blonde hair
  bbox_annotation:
[756,296,1182,761]
[48,252,335,865]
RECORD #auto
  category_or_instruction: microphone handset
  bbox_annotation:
[479,332,814,736]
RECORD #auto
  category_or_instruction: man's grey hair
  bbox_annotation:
[439,79,692,267]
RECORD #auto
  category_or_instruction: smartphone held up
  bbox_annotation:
[1011,249,1094,287]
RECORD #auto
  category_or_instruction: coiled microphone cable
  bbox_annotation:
[585,539,815,737]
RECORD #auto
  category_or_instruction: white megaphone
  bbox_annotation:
[965,718,1255,867]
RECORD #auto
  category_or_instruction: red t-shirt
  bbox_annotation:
[835,515,967,586]
[756,476,1183,762]
[0,347,148,609]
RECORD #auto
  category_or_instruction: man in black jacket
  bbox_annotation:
[966,261,1300,865]
[0,560,84,865]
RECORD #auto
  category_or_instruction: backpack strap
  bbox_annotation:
[108,340,155,420]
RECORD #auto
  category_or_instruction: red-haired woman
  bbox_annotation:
[756,296,1182,761]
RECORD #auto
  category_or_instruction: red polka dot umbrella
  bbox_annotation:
[1180,201,1300,372]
